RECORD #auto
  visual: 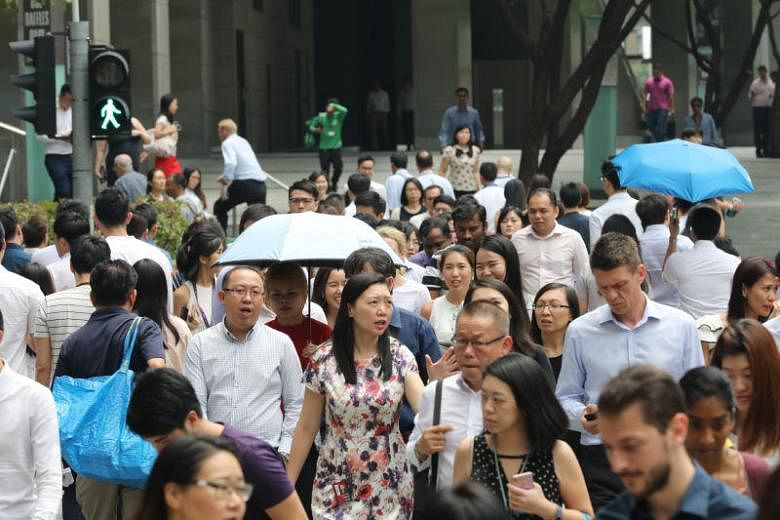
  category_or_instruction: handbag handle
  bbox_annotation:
[429,378,444,489]
[120,317,143,373]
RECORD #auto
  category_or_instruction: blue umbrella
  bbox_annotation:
[612,139,754,202]
[215,211,405,268]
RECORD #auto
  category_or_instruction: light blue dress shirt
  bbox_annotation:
[555,296,704,445]
[438,106,487,148]
[684,112,719,145]
[221,133,267,182]
[384,168,413,210]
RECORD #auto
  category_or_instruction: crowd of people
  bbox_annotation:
[2,85,780,520]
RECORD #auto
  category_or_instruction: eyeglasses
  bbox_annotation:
[192,480,254,502]
[532,302,570,311]
[289,197,315,205]
[451,335,505,349]
[223,287,264,299]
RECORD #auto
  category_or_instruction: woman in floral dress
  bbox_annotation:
[439,124,481,197]
[287,272,424,519]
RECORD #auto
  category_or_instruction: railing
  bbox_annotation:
[0,122,26,199]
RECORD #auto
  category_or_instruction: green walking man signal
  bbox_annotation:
[99,98,123,130]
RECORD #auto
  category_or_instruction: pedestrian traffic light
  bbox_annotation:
[8,35,57,136]
[89,46,131,138]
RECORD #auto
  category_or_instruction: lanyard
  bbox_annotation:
[492,433,529,516]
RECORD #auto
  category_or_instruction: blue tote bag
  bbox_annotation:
[53,316,157,488]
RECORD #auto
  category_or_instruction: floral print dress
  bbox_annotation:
[305,338,417,519]
[442,144,480,192]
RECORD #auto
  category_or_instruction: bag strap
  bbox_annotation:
[120,317,143,373]
[429,378,444,489]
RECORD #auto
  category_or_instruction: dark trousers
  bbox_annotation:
[44,153,73,200]
[753,106,770,157]
[645,109,669,142]
[62,482,85,520]
[213,179,267,232]
[401,110,414,147]
[319,148,343,190]
[580,444,624,512]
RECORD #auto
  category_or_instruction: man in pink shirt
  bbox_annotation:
[642,64,676,142]
[748,65,775,157]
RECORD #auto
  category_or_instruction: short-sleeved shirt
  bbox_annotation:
[266,317,332,370]
[442,145,480,192]
[54,307,164,379]
[221,424,294,516]
[643,75,675,112]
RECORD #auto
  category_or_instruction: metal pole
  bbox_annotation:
[69,20,91,204]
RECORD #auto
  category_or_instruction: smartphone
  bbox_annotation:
[585,411,598,422]
[512,471,534,490]
[670,207,679,221]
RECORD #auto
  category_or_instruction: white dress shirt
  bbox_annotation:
[0,360,62,519]
[385,169,412,210]
[409,211,433,229]
[31,245,61,267]
[662,240,741,319]
[474,184,506,233]
[221,133,267,182]
[0,266,45,378]
[184,320,304,454]
[512,223,590,309]
[106,235,174,312]
[392,279,431,314]
[46,253,75,292]
[36,104,72,155]
[495,174,513,188]
[406,374,483,489]
[639,224,693,307]
[589,191,643,249]
[763,316,780,348]
[417,169,456,198]
[556,297,703,446]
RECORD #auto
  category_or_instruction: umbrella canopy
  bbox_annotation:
[612,139,754,202]
[215,212,405,268]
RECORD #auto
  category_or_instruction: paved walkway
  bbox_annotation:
[181,147,778,259]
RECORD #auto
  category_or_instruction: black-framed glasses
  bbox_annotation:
[532,302,570,311]
[451,335,505,349]
[192,480,254,502]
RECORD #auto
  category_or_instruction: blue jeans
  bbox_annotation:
[645,109,669,142]
[44,154,73,200]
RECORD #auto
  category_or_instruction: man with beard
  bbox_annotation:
[451,201,486,253]
[597,365,756,519]
[556,232,703,510]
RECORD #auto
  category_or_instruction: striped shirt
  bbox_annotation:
[33,284,95,383]
[184,320,304,454]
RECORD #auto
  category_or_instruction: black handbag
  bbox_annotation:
[413,378,444,516]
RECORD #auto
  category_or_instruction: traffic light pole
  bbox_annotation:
[69,21,92,204]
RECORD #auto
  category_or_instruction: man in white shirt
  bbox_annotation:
[32,201,89,268]
[415,150,455,199]
[473,162,505,234]
[635,194,692,307]
[494,156,514,187]
[748,65,775,158]
[663,204,740,319]
[409,185,443,229]
[366,81,390,150]
[0,224,45,378]
[166,173,202,221]
[589,161,642,250]
[385,152,412,211]
[407,301,512,489]
[94,188,174,312]
[354,155,388,201]
[213,118,268,232]
[512,188,589,309]
[46,208,91,292]
[0,310,62,520]
[185,266,303,458]
[37,83,73,200]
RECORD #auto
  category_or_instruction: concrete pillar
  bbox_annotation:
[411,0,472,150]
[722,1,760,145]
[88,0,110,45]
[150,0,171,109]
[651,0,697,137]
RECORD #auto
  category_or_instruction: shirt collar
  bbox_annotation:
[526,222,564,240]
[694,240,716,250]
[643,224,668,236]
[597,294,661,328]
[220,317,258,342]
[455,373,481,394]
[629,463,711,518]
[608,191,632,202]
[389,306,403,329]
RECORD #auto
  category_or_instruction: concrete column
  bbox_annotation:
[651,0,697,136]
[722,1,760,145]
[88,0,110,45]
[411,0,472,150]
[151,0,171,108]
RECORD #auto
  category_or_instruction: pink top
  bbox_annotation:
[644,75,675,111]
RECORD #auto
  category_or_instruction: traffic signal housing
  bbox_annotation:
[9,35,56,136]
[89,46,131,138]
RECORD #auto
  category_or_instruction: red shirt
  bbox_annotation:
[266,317,332,370]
